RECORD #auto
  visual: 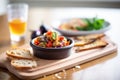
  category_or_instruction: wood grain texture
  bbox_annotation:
[0,36,117,80]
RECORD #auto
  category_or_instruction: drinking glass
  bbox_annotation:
[7,3,28,42]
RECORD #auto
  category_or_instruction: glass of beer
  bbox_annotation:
[7,3,28,42]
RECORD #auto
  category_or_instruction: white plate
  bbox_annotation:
[52,18,110,36]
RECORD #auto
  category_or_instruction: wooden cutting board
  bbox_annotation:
[0,37,117,80]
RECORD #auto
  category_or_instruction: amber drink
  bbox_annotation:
[7,3,28,42]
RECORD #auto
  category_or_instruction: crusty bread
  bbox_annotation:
[74,39,95,47]
[74,34,105,47]
[84,34,105,40]
[6,48,37,70]
[76,34,105,40]
[6,48,33,60]
[75,39,108,52]
[11,59,37,69]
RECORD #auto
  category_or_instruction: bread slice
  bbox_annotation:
[74,39,95,47]
[6,48,33,60]
[11,59,37,69]
[85,34,105,40]
[76,34,105,40]
[75,39,108,52]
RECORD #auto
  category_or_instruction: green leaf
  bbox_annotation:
[75,17,105,31]
[52,32,57,40]
[85,18,92,26]
[93,19,105,30]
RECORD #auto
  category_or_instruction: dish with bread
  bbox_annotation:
[0,30,117,80]
[5,31,109,70]
[52,17,110,36]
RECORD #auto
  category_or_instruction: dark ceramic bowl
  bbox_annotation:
[30,37,74,60]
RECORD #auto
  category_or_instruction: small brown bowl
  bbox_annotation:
[30,37,74,60]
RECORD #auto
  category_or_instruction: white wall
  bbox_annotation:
[0,0,8,15]
[9,0,120,8]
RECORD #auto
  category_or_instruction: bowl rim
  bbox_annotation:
[30,37,74,50]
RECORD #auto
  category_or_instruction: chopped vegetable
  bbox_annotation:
[59,36,64,41]
[33,31,70,48]
[52,32,57,40]
[46,41,52,47]
[34,38,40,45]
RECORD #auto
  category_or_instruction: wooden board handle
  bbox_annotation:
[0,52,7,68]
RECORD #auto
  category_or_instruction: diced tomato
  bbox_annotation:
[59,36,64,41]
[65,41,70,46]
[46,41,52,47]
[34,38,40,45]
[46,31,52,35]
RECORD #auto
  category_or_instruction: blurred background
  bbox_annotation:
[0,0,120,48]
[9,0,120,8]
